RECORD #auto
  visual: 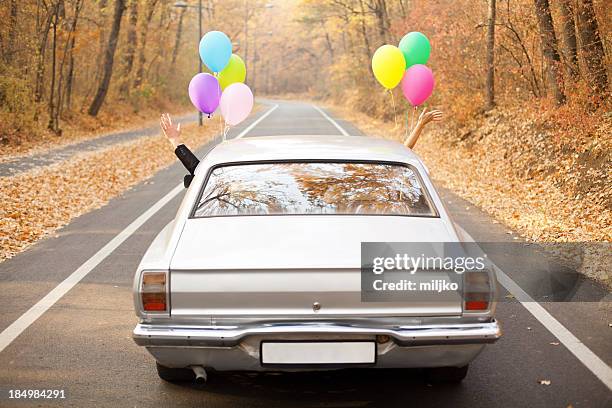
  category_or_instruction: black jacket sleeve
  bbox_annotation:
[174,144,200,175]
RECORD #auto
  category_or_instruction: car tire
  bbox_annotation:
[155,362,196,383]
[425,365,469,383]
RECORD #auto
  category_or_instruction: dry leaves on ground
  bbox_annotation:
[0,121,217,262]
[328,103,611,287]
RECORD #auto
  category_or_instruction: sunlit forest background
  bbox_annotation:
[0,1,610,251]
[1,0,609,138]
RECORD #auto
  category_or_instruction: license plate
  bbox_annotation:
[261,341,376,365]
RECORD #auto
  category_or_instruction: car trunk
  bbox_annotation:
[169,216,462,317]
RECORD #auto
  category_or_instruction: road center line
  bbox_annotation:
[0,104,277,354]
[235,104,278,139]
[313,105,350,136]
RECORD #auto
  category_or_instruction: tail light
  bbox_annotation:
[141,271,167,312]
[464,271,491,312]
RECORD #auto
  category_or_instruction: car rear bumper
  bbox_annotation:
[134,320,500,370]
[133,320,500,348]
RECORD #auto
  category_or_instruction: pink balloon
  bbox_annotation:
[401,64,435,106]
[220,83,254,126]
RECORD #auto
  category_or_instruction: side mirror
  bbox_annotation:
[183,174,194,188]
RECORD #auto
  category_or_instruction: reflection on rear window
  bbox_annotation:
[192,162,436,217]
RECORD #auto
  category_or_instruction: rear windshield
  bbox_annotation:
[192,162,436,217]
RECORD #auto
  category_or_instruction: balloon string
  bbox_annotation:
[389,89,398,129]
[223,124,230,141]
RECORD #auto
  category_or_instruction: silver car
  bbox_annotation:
[132,135,501,384]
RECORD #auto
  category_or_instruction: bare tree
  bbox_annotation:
[133,0,159,88]
[5,0,19,63]
[533,0,565,105]
[575,0,608,95]
[88,0,127,116]
[119,0,139,97]
[171,7,187,66]
[34,3,58,103]
[485,0,496,110]
[558,0,578,79]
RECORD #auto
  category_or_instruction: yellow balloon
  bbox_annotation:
[371,45,406,89]
[218,54,246,90]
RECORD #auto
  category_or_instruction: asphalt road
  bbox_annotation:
[0,100,610,407]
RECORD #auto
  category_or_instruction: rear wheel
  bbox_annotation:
[425,365,469,383]
[156,362,195,383]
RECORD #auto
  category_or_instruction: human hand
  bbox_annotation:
[160,113,182,148]
[417,108,443,126]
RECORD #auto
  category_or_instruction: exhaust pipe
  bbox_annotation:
[191,366,207,384]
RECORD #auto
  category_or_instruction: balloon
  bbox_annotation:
[220,83,253,126]
[218,54,246,90]
[188,73,221,115]
[371,45,405,89]
[399,32,431,68]
[401,64,435,106]
[199,31,232,72]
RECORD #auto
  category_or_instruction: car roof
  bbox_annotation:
[202,135,422,166]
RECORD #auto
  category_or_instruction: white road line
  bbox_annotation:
[314,108,612,391]
[234,104,279,139]
[313,105,350,136]
[0,104,277,354]
[457,226,612,391]
[0,184,183,353]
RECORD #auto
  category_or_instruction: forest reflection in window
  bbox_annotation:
[193,162,436,217]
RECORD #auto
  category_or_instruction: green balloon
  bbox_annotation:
[399,32,431,68]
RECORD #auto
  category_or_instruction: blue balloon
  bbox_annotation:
[199,31,232,73]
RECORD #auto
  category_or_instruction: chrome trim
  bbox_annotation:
[133,320,501,347]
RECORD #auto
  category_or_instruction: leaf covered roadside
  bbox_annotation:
[0,122,217,262]
[329,102,611,287]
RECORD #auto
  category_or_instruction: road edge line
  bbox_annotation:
[0,105,275,354]
[457,226,612,391]
[0,183,184,353]
[313,107,612,391]
[313,105,350,136]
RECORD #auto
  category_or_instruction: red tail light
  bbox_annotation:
[464,271,491,312]
[141,272,167,312]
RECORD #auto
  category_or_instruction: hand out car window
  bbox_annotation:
[192,162,436,217]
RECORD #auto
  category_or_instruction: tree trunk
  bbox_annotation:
[575,0,608,94]
[5,0,18,63]
[48,6,60,133]
[533,0,565,105]
[34,8,56,103]
[119,0,138,96]
[558,0,578,80]
[372,0,389,43]
[58,0,82,115]
[485,0,496,110]
[171,7,186,66]
[88,0,126,116]
[358,0,372,63]
[133,0,159,88]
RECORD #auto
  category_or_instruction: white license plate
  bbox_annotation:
[261,342,376,365]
